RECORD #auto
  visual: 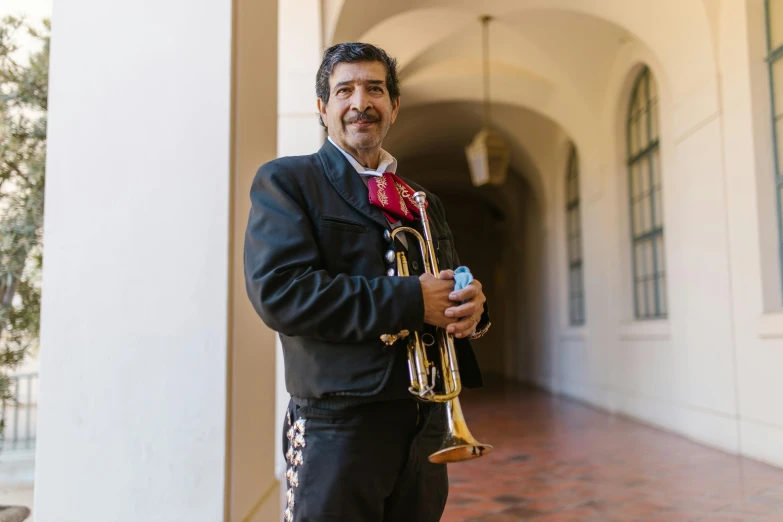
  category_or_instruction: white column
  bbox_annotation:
[274,0,325,480]
[34,0,278,520]
[278,0,325,158]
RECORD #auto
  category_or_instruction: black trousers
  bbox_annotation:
[282,398,449,522]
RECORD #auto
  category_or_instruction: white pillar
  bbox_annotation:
[34,0,278,520]
[278,0,325,157]
[274,0,325,480]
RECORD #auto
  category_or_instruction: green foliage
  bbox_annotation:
[0,16,49,407]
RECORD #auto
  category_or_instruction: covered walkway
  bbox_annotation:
[444,384,783,522]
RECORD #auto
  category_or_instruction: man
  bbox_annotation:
[244,42,491,522]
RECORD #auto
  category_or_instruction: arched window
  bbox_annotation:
[627,67,666,319]
[766,1,783,292]
[566,147,585,325]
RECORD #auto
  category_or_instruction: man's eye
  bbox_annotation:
[370,87,383,92]
[337,88,349,95]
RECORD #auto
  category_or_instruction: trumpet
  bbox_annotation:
[380,191,492,464]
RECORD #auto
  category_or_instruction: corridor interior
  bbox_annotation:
[385,101,546,385]
[391,107,783,522]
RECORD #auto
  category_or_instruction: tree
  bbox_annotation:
[0,16,49,412]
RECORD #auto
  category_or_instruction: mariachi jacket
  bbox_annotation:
[243,140,487,399]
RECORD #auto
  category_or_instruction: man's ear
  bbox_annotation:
[317,97,328,128]
[390,96,401,125]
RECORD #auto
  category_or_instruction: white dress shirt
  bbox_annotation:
[327,137,408,248]
[328,136,398,178]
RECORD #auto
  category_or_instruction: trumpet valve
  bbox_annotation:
[380,330,409,346]
[408,384,435,398]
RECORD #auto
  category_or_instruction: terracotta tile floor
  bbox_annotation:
[442,382,783,522]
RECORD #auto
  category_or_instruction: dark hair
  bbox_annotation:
[316,42,400,128]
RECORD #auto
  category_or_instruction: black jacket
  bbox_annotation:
[244,140,486,398]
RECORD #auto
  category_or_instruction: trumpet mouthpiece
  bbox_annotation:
[413,191,427,206]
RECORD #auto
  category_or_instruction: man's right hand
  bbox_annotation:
[419,271,457,329]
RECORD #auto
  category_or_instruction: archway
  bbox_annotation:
[386,101,557,386]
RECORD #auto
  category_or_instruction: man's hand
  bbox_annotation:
[440,270,486,339]
[419,271,457,329]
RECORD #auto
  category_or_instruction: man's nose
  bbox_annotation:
[350,88,371,113]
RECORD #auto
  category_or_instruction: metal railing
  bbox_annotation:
[0,373,38,452]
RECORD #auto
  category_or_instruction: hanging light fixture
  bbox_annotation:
[465,15,510,187]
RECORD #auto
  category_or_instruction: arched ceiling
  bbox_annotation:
[326,0,719,127]
[322,0,719,213]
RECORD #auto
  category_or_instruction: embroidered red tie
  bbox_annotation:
[367,172,427,223]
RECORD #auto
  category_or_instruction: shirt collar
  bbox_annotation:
[328,136,397,176]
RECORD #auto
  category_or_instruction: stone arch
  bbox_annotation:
[384,97,561,381]
[326,0,717,102]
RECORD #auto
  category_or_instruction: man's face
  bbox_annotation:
[317,61,400,160]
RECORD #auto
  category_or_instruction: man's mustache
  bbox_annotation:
[344,110,380,124]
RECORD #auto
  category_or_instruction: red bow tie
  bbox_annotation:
[367,172,427,223]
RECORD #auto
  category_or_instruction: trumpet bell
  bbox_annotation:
[428,435,493,464]
[428,396,493,464]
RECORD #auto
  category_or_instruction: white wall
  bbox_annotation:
[34,0,278,521]
[543,0,783,468]
[721,0,783,468]
[36,0,234,515]
[528,11,743,456]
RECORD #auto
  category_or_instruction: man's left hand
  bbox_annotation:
[441,271,486,339]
